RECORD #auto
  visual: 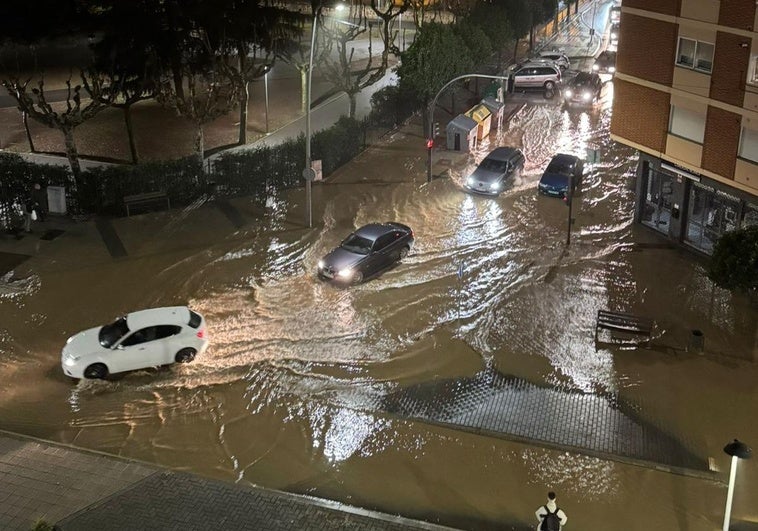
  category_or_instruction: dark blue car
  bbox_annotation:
[537,154,584,198]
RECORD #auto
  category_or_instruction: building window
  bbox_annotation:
[738,127,758,163]
[751,57,758,85]
[669,105,705,143]
[676,37,714,73]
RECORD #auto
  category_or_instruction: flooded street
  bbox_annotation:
[2,91,757,530]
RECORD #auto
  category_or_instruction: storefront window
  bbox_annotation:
[685,184,739,254]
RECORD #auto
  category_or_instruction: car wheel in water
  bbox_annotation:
[398,246,409,261]
[544,81,556,91]
[84,363,108,379]
[175,348,197,363]
[352,271,364,284]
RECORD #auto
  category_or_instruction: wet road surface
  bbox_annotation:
[2,87,758,530]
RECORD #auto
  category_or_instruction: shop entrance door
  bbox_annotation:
[641,167,674,234]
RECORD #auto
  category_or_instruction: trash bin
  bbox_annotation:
[688,329,704,353]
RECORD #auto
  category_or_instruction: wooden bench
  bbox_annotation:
[595,310,654,347]
[124,191,170,217]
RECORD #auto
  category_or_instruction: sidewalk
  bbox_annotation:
[0,430,461,531]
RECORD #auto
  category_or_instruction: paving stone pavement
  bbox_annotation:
[382,366,713,478]
[0,431,461,531]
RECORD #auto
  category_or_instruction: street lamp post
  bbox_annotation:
[304,7,322,228]
[722,439,752,531]
[264,66,270,134]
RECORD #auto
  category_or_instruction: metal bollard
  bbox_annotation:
[688,329,704,353]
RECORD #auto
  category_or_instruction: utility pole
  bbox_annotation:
[565,174,573,246]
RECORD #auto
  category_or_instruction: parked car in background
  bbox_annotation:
[593,51,617,74]
[610,5,621,23]
[538,50,571,70]
[318,222,414,284]
[609,23,620,47]
[464,147,526,196]
[563,72,603,105]
[510,61,562,91]
[538,154,584,198]
[61,306,208,379]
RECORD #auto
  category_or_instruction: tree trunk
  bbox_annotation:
[123,106,139,164]
[348,93,357,118]
[300,67,308,114]
[238,51,249,145]
[62,127,82,182]
[22,111,35,152]
[195,123,204,168]
[239,81,249,145]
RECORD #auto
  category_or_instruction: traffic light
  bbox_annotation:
[426,138,434,149]
[433,122,440,137]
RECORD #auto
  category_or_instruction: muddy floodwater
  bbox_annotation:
[1,95,757,530]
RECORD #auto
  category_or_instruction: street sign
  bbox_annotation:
[302,167,317,182]
[586,146,600,164]
[312,159,323,181]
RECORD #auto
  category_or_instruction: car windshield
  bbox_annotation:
[340,234,374,255]
[479,158,508,173]
[98,316,130,348]
[546,160,574,176]
[573,73,592,85]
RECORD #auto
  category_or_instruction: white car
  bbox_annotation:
[61,306,209,379]
[538,50,571,71]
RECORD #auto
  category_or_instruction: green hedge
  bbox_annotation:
[0,115,372,225]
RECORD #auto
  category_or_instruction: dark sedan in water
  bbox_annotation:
[537,154,584,198]
[318,222,414,284]
[563,72,602,106]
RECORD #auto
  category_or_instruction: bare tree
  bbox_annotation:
[370,0,406,59]
[156,60,239,167]
[1,73,110,180]
[318,2,388,118]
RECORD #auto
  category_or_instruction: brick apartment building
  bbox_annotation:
[610,0,758,254]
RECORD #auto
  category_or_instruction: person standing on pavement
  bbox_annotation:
[535,491,567,531]
[31,182,47,221]
[23,196,36,233]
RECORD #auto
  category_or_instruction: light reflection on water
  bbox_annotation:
[3,93,754,530]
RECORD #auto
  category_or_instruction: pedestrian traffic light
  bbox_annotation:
[433,122,440,137]
[426,138,434,149]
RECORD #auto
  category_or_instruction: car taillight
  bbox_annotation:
[197,329,205,339]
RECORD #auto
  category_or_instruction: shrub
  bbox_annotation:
[708,226,758,293]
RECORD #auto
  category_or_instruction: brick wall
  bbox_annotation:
[617,14,677,85]
[710,31,752,107]
[611,79,671,152]
[718,0,756,31]
[701,106,740,178]
[623,0,679,16]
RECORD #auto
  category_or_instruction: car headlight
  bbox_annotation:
[611,32,617,39]
[489,182,501,191]
[609,66,616,73]
[64,356,79,366]
[582,91,592,101]
[466,177,475,187]
[337,268,354,279]
[317,259,325,269]
[564,89,573,99]
[592,64,599,71]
